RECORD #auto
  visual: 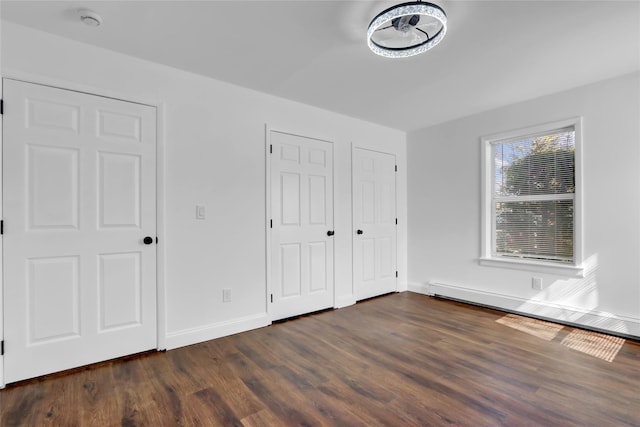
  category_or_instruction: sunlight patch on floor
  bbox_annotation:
[496,313,626,362]
[561,329,625,363]
[496,314,564,341]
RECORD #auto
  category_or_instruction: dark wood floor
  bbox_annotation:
[1,292,639,427]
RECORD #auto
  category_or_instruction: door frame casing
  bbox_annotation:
[351,145,399,300]
[265,125,336,320]
[0,72,167,388]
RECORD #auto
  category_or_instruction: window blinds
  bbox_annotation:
[492,127,575,263]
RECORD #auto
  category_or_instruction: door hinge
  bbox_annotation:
[1,340,4,356]
[395,165,397,172]
[270,219,273,229]
[0,99,4,115]
[1,220,4,235]
[269,144,273,154]
[396,271,398,278]
[270,294,273,303]
[395,218,398,225]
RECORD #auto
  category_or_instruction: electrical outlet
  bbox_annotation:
[222,288,232,302]
[532,277,543,290]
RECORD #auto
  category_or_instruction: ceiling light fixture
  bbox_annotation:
[79,9,102,27]
[367,1,447,58]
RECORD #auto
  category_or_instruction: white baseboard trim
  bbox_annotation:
[424,282,640,339]
[335,294,356,309]
[396,280,408,293]
[408,281,433,296]
[165,313,271,350]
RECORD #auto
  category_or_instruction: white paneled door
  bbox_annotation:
[353,148,397,301]
[270,131,334,320]
[3,80,157,383]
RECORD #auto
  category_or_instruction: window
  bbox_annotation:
[481,118,583,275]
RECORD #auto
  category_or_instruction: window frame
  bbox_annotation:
[480,117,584,277]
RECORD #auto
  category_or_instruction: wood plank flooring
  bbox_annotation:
[1,292,639,426]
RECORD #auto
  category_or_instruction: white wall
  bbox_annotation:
[408,72,640,337]
[1,22,407,350]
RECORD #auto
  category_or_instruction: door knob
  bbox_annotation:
[143,236,154,245]
[327,230,335,236]
[356,229,363,235]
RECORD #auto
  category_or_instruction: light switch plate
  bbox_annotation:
[196,205,206,220]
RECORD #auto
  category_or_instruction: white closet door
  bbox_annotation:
[353,148,397,301]
[270,131,334,320]
[3,79,157,383]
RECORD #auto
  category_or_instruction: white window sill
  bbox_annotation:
[479,257,585,278]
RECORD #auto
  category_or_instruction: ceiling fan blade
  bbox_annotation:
[415,27,430,40]
[374,24,394,32]
[375,30,423,48]
[416,21,439,29]
[375,34,400,44]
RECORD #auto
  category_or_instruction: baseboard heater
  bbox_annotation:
[427,282,640,342]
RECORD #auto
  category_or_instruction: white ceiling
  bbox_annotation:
[2,1,639,131]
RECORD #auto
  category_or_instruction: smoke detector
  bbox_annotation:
[79,9,102,27]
